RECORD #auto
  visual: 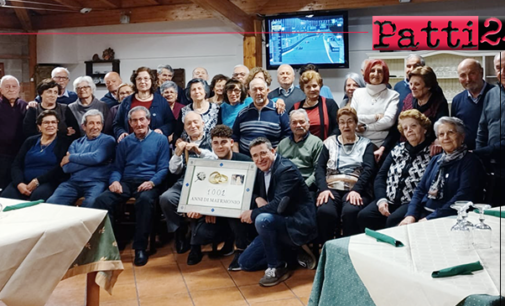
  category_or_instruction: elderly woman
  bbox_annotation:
[173,78,220,142]
[209,74,229,104]
[350,60,399,149]
[380,66,449,158]
[340,72,366,108]
[113,67,175,142]
[160,81,184,120]
[298,63,334,99]
[399,117,484,224]
[218,78,248,127]
[315,107,376,241]
[2,110,70,201]
[291,70,339,140]
[68,76,111,135]
[357,110,432,229]
[109,83,133,121]
[23,79,80,140]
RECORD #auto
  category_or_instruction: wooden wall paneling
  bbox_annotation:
[243,19,262,69]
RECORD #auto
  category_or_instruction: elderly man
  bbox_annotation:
[184,125,253,266]
[393,54,426,106]
[35,67,77,105]
[0,75,27,190]
[69,76,111,135]
[267,64,305,110]
[100,71,122,108]
[475,51,505,207]
[451,59,495,150]
[159,111,216,256]
[47,109,115,207]
[232,65,250,85]
[93,106,169,266]
[192,67,209,81]
[233,78,291,156]
[237,137,317,287]
[277,109,323,190]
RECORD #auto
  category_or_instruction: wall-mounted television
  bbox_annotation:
[264,11,349,70]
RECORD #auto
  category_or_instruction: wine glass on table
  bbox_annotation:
[472,203,492,249]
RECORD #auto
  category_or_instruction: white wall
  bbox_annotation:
[37,0,500,100]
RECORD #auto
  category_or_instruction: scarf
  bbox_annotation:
[427,144,467,200]
[365,84,387,97]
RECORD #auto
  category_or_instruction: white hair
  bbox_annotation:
[233,64,250,73]
[248,77,268,89]
[406,54,426,66]
[289,108,310,123]
[0,75,20,87]
[81,109,104,125]
[73,76,96,93]
[51,67,70,78]
[434,116,465,138]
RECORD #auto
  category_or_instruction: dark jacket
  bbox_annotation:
[112,92,175,139]
[475,84,505,176]
[291,96,339,140]
[406,152,485,220]
[11,135,71,187]
[100,91,119,109]
[251,155,317,246]
[23,103,81,141]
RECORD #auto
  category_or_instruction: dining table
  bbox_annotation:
[309,206,504,306]
[0,197,124,306]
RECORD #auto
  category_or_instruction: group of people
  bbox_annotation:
[0,50,503,287]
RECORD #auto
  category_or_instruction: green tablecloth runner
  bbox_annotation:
[63,216,123,295]
[456,294,505,306]
[308,237,375,306]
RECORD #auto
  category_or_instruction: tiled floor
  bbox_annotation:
[46,242,315,306]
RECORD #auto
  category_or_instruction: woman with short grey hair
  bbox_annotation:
[340,73,365,108]
[69,75,111,135]
[160,81,184,121]
[400,116,485,225]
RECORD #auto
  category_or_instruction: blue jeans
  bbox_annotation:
[47,180,108,208]
[238,213,297,270]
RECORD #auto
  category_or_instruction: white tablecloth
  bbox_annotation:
[349,209,504,306]
[0,198,117,306]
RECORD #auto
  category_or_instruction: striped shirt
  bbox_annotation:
[232,100,291,155]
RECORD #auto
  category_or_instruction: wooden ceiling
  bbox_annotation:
[1,0,458,32]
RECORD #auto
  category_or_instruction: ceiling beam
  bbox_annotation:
[258,0,459,14]
[0,14,22,30]
[96,0,123,8]
[189,0,254,33]
[11,1,33,31]
[31,4,214,30]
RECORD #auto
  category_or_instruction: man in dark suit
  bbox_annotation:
[237,137,317,287]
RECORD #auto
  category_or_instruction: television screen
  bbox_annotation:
[265,11,349,70]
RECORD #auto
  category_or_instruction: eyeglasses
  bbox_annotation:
[76,86,91,91]
[232,72,247,77]
[136,77,151,82]
[41,120,58,125]
[227,88,241,94]
[53,76,69,81]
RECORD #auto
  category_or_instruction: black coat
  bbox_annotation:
[251,155,317,246]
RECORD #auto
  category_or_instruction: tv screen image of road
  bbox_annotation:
[267,15,346,67]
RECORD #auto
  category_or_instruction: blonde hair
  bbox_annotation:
[397,109,431,136]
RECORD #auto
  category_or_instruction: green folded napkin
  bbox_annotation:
[432,261,483,278]
[365,228,404,247]
[2,200,44,212]
[475,209,505,218]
